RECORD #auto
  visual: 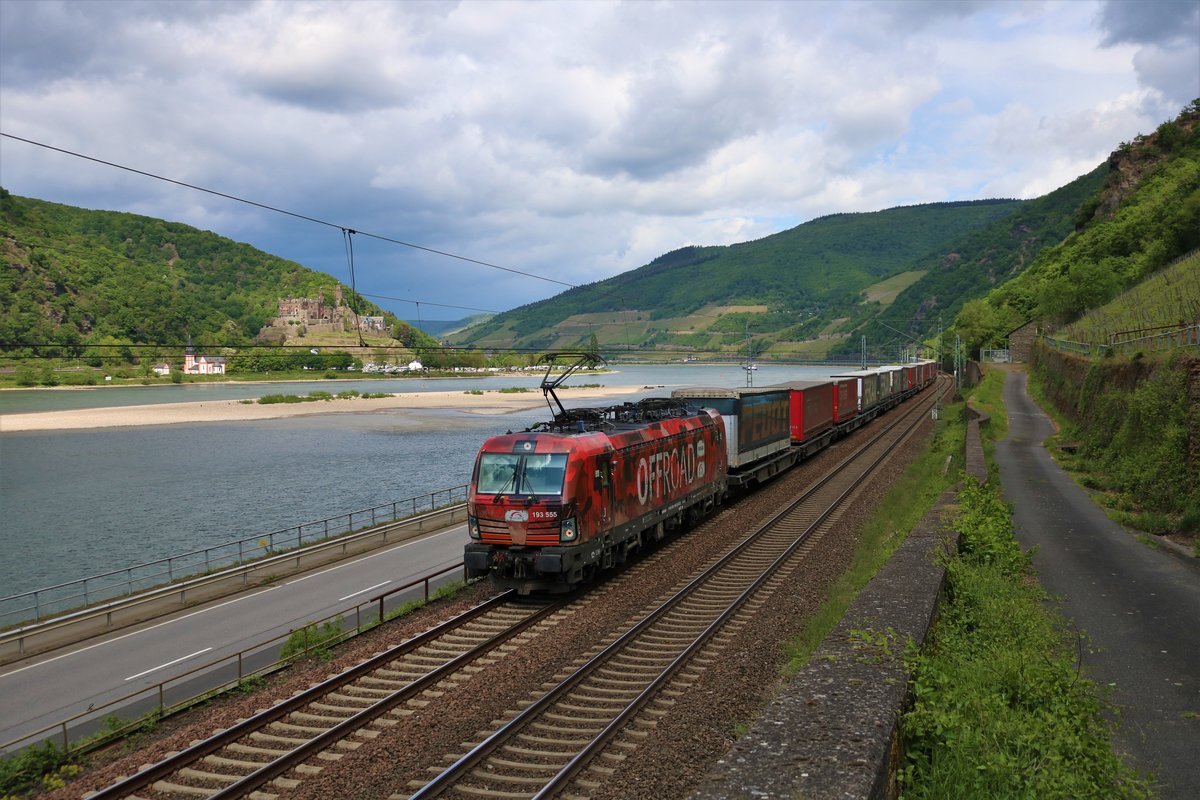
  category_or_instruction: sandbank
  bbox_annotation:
[0,385,648,432]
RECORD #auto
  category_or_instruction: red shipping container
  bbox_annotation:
[768,380,835,444]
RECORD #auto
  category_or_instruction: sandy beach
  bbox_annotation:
[0,385,648,432]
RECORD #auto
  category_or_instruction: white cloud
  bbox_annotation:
[0,0,1191,317]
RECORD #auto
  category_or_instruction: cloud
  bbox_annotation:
[1098,0,1199,46]
[1096,0,1200,107]
[0,0,1191,317]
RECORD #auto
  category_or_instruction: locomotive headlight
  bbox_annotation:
[468,515,481,540]
[560,517,578,542]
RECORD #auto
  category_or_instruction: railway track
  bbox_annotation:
[86,381,942,800]
[86,594,564,800]
[403,382,942,800]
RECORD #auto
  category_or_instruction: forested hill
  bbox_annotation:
[0,191,396,351]
[828,162,1110,357]
[449,200,1024,353]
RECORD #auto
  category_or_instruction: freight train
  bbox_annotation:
[464,354,938,594]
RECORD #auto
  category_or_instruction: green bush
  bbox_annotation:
[901,479,1152,799]
[0,741,72,797]
[279,617,345,662]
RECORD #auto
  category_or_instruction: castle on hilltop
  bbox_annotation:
[257,286,388,341]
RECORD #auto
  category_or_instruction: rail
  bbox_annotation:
[0,561,470,757]
[0,485,469,628]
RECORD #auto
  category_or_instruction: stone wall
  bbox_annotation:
[1007,321,1038,362]
[1188,357,1200,483]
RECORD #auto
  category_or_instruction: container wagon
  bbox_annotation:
[830,369,883,417]
[671,386,794,487]
[766,379,837,457]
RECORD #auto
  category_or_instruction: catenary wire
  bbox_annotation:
[1,132,578,291]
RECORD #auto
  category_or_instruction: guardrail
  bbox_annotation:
[0,562,469,757]
[0,485,469,629]
[1041,323,1199,358]
[0,502,469,663]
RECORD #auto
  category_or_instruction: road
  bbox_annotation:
[994,369,1200,799]
[0,523,470,750]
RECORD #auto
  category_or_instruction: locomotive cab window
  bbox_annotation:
[477,453,568,495]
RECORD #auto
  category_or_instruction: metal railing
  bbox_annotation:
[0,485,469,628]
[1109,322,1199,354]
[1041,323,1199,358]
[0,561,468,757]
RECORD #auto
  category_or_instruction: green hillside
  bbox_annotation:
[952,101,1200,352]
[0,190,434,356]
[831,163,1110,356]
[450,200,1024,356]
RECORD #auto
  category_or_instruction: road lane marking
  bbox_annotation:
[0,587,278,679]
[286,525,466,585]
[3,524,467,680]
[338,581,391,602]
[125,648,213,681]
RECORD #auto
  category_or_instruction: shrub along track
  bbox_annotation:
[48,382,944,800]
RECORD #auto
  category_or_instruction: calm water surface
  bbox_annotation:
[0,364,841,597]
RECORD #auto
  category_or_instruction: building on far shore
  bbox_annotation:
[183,347,226,375]
[152,363,172,376]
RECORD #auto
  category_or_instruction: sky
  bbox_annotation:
[1,0,1198,322]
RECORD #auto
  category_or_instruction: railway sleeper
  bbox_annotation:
[202,754,266,771]
[325,691,380,706]
[152,779,228,797]
[515,731,596,747]
[226,742,289,758]
[249,731,308,747]
[531,720,603,736]
[469,769,562,786]
[571,688,644,702]
[271,720,330,735]
[372,666,423,679]
[339,684,398,698]
[542,710,613,725]
[357,675,411,689]
[613,652,685,666]
[292,763,324,776]
[587,676,648,689]
[444,784,530,800]
[394,655,452,669]
[553,700,627,713]
[178,766,242,785]
[501,744,581,759]
[486,755,572,772]
[288,709,349,723]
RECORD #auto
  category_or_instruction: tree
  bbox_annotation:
[955,299,1000,353]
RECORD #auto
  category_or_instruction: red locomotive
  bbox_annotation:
[465,356,727,594]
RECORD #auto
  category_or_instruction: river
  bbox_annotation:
[0,364,844,602]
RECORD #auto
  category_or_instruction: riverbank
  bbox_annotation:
[0,385,646,432]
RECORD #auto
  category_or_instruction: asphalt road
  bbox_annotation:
[994,369,1200,799]
[0,523,470,750]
